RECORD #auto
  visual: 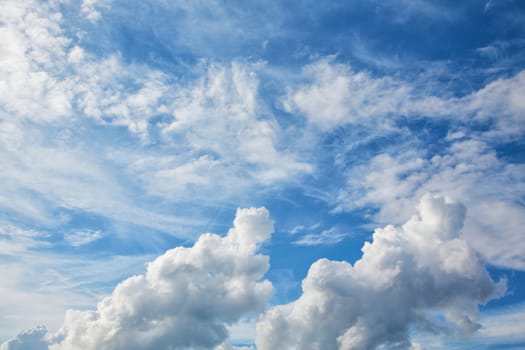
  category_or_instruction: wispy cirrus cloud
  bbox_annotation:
[293,227,348,246]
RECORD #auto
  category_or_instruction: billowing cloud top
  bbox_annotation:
[2,208,273,350]
[256,195,503,350]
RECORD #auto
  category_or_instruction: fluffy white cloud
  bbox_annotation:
[2,207,274,350]
[256,195,503,350]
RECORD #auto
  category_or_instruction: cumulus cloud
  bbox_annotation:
[337,139,525,270]
[256,195,503,350]
[2,207,274,350]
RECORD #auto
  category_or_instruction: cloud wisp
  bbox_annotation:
[3,197,507,349]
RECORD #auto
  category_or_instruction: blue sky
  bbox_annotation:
[1,0,525,349]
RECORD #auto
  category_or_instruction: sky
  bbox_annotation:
[1,0,525,349]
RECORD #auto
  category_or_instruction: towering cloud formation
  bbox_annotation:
[2,198,505,349]
[256,195,503,350]
[2,208,273,350]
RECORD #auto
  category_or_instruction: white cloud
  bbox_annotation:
[0,0,71,122]
[283,58,412,130]
[80,0,110,22]
[0,248,154,342]
[283,57,450,131]
[64,230,102,247]
[462,70,525,138]
[2,207,274,350]
[160,61,312,183]
[0,326,48,350]
[477,303,525,343]
[410,303,525,348]
[0,119,191,233]
[337,139,525,270]
[293,227,348,246]
[256,195,504,350]
[214,343,254,350]
[0,224,50,255]
[0,0,311,236]
[285,58,525,139]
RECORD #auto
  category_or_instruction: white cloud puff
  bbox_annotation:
[2,207,273,350]
[256,195,503,350]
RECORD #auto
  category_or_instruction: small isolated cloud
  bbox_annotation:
[256,195,504,349]
[293,227,348,246]
[64,230,102,247]
[2,207,274,350]
[80,0,109,22]
[289,223,320,235]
